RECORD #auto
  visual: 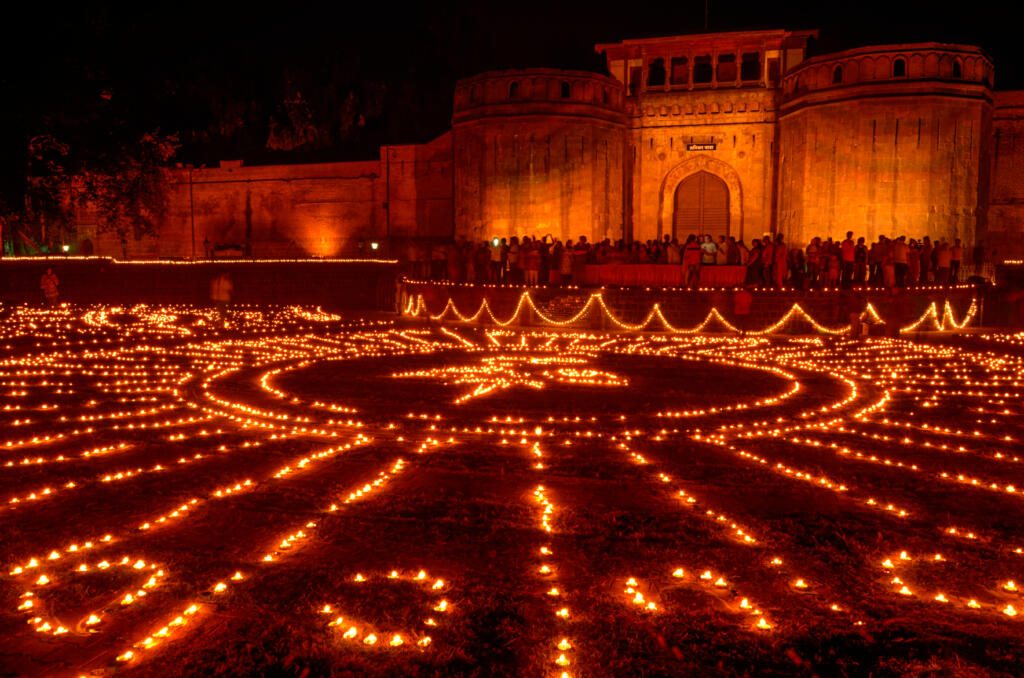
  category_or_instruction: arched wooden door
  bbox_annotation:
[673,171,729,239]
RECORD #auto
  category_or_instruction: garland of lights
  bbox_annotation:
[405,291,978,335]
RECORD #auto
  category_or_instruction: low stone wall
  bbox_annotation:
[0,258,399,310]
[401,280,982,333]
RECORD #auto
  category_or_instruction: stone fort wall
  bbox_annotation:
[776,43,994,249]
[991,91,1024,261]
[83,134,453,259]
[451,69,627,244]
[63,30,1024,262]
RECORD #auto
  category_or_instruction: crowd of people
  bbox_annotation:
[403,232,986,288]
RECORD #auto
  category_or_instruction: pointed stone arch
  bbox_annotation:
[658,155,743,239]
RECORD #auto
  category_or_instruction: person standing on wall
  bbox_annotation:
[892,236,909,288]
[734,238,749,267]
[40,268,60,305]
[773,234,788,288]
[507,236,521,284]
[572,236,589,285]
[950,238,963,282]
[745,239,763,286]
[559,239,574,285]
[700,234,717,267]
[907,239,920,286]
[868,236,884,285]
[881,237,896,289]
[726,236,741,265]
[787,243,805,290]
[489,238,503,283]
[715,235,729,266]
[919,236,933,284]
[854,237,868,286]
[527,237,543,286]
[761,235,775,287]
[935,240,953,284]
[805,237,822,288]
[666,237,681,266]
[840,231,856,288]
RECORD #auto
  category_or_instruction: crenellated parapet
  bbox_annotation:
[452,70,628,243]
[781,43,993,112]
[453,69,626,127]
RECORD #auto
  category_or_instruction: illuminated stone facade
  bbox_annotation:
[74,29,1024,261]
[451,70,627,243]
[597,30,811,245]
[776,44,995,249]
[992,91,1024,258]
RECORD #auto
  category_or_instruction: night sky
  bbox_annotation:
[0,1,1017,208]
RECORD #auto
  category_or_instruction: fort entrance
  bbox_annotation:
[673,170,730,239]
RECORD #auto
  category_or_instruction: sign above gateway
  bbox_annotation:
[686,143,717,151]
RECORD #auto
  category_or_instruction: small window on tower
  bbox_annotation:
[716,53,737,82]
[832,66,844,84]
[670,57,689,85]
[470,85,479,102]
[694,55,713,83]
[509,81,520,98]
[893,58,906,77]
[647,58,666,87]
[740,52,761,81]
[561,81,571,98]
[952,60,963,79]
